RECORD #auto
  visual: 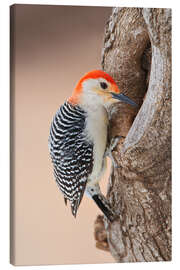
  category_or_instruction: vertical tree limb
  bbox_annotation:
[94,8,171,262]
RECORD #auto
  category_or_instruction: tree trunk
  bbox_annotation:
[94,8,171,262]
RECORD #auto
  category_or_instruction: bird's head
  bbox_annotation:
[68,70,137,108]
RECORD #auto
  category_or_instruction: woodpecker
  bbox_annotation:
[49,70,137,221]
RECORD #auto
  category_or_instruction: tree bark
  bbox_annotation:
[94,8,171,262]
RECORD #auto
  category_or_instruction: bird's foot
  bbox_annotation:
[106,135,125,168]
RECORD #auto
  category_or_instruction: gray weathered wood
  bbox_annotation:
[95,8,171,262]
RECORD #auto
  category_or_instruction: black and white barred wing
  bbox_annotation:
[49,102,93,217]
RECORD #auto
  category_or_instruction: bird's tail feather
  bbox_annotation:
[92,194,115,222]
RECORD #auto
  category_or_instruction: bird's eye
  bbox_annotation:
[100,82,108,90]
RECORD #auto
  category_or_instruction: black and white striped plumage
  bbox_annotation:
[48,70,137,221]
[49,101,94,217]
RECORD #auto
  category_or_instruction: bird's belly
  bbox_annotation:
[84,106,108,185]
[89,134,107,180]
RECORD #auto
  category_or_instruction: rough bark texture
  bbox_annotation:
[94,8,171,262]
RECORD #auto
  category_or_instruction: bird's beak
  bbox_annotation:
[111,92,137,107]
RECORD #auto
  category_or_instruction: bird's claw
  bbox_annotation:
[105,135,125,168]
[110,135,125,152]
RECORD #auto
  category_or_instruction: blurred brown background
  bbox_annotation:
[11,4,114,266]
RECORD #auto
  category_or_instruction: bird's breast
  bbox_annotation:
[84,105,108,180]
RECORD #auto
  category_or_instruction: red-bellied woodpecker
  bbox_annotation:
[49,70,137,221]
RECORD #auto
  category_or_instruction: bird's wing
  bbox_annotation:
[49,102,94,217]
[55,140,93,217]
